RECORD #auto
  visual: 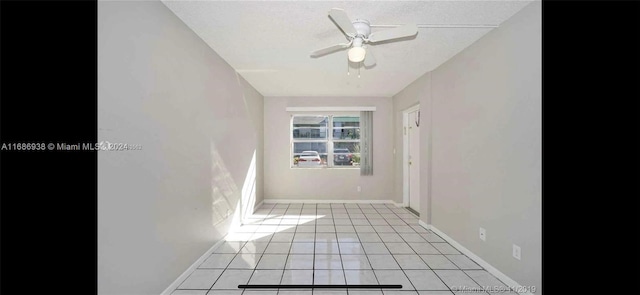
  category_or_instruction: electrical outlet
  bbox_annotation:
[512,244,521,260]
[479,227,486,241]
[357,186,361,192]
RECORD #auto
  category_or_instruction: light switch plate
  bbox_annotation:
[513,244,521,260]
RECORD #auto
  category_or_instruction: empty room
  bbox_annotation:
[98,1,541,295]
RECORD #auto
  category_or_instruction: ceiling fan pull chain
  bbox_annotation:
[347,56,350,76]
[358,62,361,78]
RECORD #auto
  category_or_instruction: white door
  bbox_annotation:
[408,110,420,213]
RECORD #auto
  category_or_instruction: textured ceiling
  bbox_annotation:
[162,0,534,97]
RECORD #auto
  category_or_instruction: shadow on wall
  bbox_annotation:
[209,139,257,232]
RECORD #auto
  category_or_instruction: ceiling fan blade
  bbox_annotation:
[310,43,351,57]
[364,47,376,67]
[368,24,418,43]
[328,8,357,37]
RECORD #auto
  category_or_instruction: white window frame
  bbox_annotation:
[290,113,360,169]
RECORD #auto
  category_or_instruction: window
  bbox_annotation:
[291,115,360,168]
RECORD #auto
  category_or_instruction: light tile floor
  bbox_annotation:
[172,203,519,295]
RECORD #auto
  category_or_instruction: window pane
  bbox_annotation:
[333,116,360,128]
[333,116,359,139]
[333,142,360,167]
[293,142,327,167]
[333,127,360,139]
[293,116,328,139]
[334,142,360,152]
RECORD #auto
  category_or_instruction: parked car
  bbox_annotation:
[297,151,322,167]
[333,148,352,165]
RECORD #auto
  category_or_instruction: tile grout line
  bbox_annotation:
[243,204,279,295]
[344,204,386,294]
[392,205,502,292]
[190,267,489,270]
[188,202,516,294]
[383,204,451,293]
[233,207,269,295]
[205,208,278,292]
[302,203,316,295]
[276,203,296,294]
[394,205,467,289]
[319,203,339,291]
[312,203,317,290]
[399,208,489,267]
[369,204,419,292]
[203,241,245,292]
[395,207,515,293]
[333,203,348,294]
[394,206,475,293]
[353,203,382,295]
[182,216,256,292]
[397,205,459,293]
[402,207,522,295]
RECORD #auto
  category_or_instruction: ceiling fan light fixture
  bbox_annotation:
[348,46,366,63]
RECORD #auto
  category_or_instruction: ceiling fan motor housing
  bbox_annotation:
[351,19,371,38]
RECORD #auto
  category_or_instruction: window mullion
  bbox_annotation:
[328,115,333,168]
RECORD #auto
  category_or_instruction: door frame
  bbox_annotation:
[402,104,420,208]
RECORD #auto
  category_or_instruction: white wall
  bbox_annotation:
[98,1,263,294]
[430,1,541,293]
[238,75,265,207]
[263,96,394,201]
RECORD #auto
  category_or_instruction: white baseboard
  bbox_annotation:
[263,198,398,204]
[418,222,534,295]
[253,200,264,212]
[160,236,227,295]
[242,200,266,224]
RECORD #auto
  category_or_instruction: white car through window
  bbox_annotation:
[297,151,322,167]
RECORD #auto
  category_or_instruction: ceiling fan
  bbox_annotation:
[310,8,419,68]
[310,8,499,74]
